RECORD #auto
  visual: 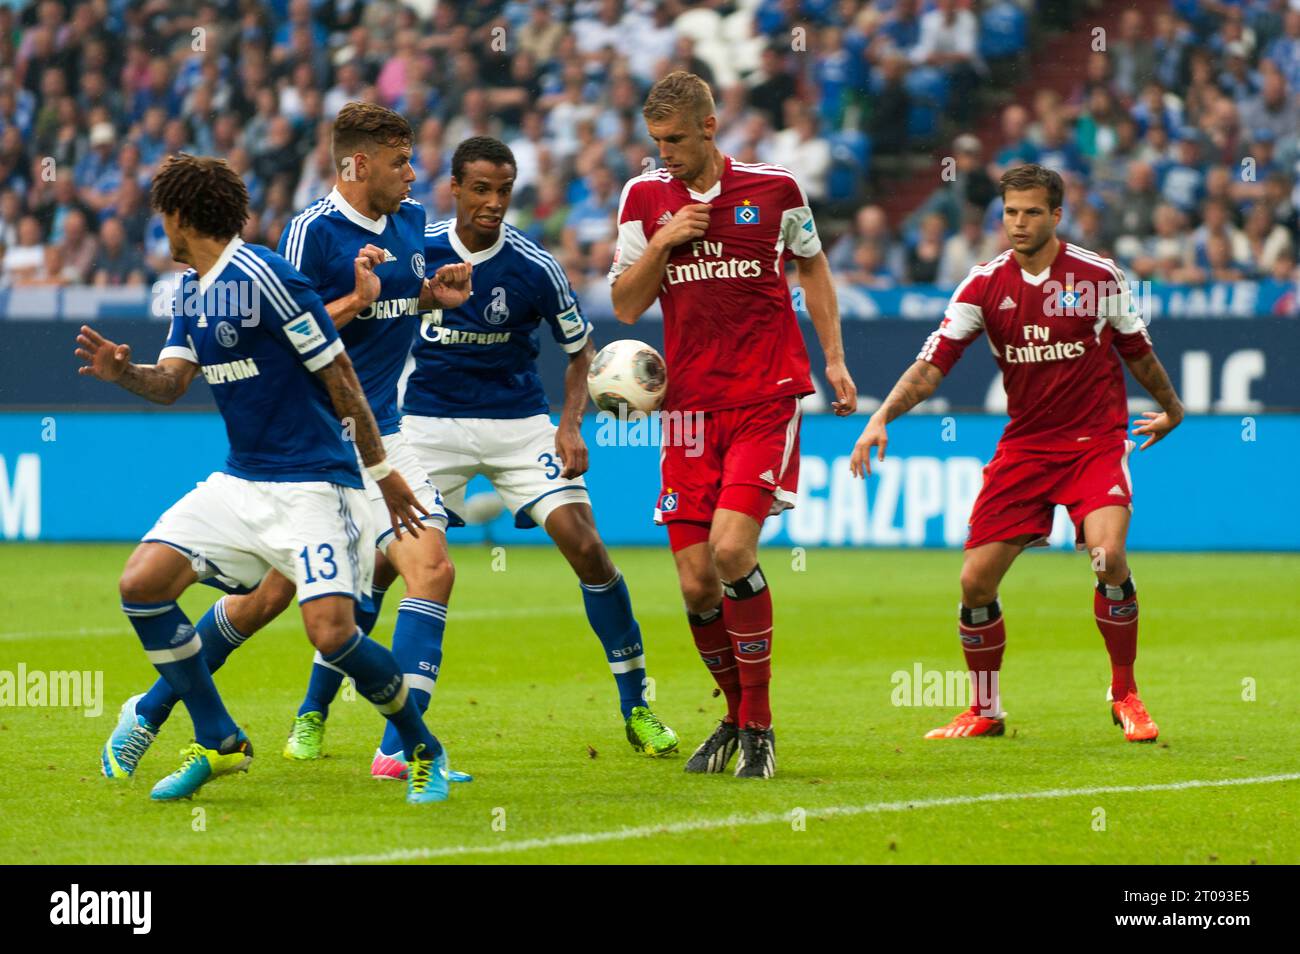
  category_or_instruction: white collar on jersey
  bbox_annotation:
[329,185,387,234]
[685,154,729,203]
[447,221,507,265]
[1020,265,1052,286]
[199,236,245,294]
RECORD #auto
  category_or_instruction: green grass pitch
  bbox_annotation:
[0,543,1296,865]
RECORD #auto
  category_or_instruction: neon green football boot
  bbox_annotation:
[625,705,679,756]
[282,711,326,760]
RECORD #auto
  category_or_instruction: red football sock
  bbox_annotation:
[960,601,1006,716]
[687,605,741,723]
[1094,577,1138,698]
[723,565,773,729]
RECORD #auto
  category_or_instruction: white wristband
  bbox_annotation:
[366,459,393,482]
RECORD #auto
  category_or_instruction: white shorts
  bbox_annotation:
[402,414,589,530]
[358,430,448,553]
[143,471,375,605]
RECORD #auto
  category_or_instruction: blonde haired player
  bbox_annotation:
[610,71,857,778]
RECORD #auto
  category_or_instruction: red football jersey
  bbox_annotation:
[919,242,1153,451]
[607,156,820,413]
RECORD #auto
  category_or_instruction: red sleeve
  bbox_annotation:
[917,271,987,374]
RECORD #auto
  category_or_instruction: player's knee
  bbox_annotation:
[566,533,613,583]
[959,567,998,608]
[678,573,723,614]
[306,619,356,656]
[1092,542,1129,584]
[709,538,756,582]
[403,553,455,599]
[118,567,168,605]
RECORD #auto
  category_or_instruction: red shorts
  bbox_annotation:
[656,397,802,551]
[966,439,1135,550]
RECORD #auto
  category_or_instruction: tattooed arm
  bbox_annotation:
[315,350,428,538]
[315,350,384,466]
[849,360,945,477]
[75,325,198,404]
[1124,350,1184,450]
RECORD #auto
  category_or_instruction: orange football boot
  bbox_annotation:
[1110,689,1159,742]
[924,708,1007,739]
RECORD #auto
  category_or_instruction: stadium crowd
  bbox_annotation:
[0,0,1297,302]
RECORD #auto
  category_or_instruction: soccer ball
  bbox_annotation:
[587,339,667,414]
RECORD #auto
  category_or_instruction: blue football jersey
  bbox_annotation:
[159,237,361,488]
[279,187,428,434]
[402,221,591,419]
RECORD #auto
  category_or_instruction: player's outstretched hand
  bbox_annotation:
[1131,410,1180,450]
[555,423,588,479]
[75,325,131,382]
[849,415,888,478]
[827,359,858,416]
[353,244,384,306]
[377,470,429,541]
[654,203,712,248]
[424,262,473,309]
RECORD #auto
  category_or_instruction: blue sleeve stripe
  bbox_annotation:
[424,219,452,237]
[232,249,298,322]
[285,199,331,269]
[505,232,575,312]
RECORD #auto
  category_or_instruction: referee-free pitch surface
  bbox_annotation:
[1,544,1296,865]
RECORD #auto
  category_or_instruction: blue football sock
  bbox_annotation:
[355,584,388,636]
[379,598,446,755]
[137,597,249,727]
[122,600,238,749]
[299,653,348,719]
[580,570,647,719]
[323,630,441,761]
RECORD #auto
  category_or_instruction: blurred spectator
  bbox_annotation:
[906,212,947,283]
[920,134,996,231]
[749,44,798,132]
[1110,9,1155,100]
[909,0,985,123]
[93,217,146,287]
[56,208,97,283]
[562,166,619,266]
[866,49,911,156]
[2,214,44,285]
[1159,130,1206,214]
[992,104,1037,173]
[1126,203,1191,281]
[1111,161,1161,245]
[0,188,21,247]
[829,204,905,278]
[1190,197,1250,264]
[938,207,1000,286]
[770,102,831,203]
[1242,200,1294,277]
[1239,61,1300,146]
[844,240,898,289]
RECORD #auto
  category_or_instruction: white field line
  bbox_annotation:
[0,606,586,642]
[282,772,1300,866]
